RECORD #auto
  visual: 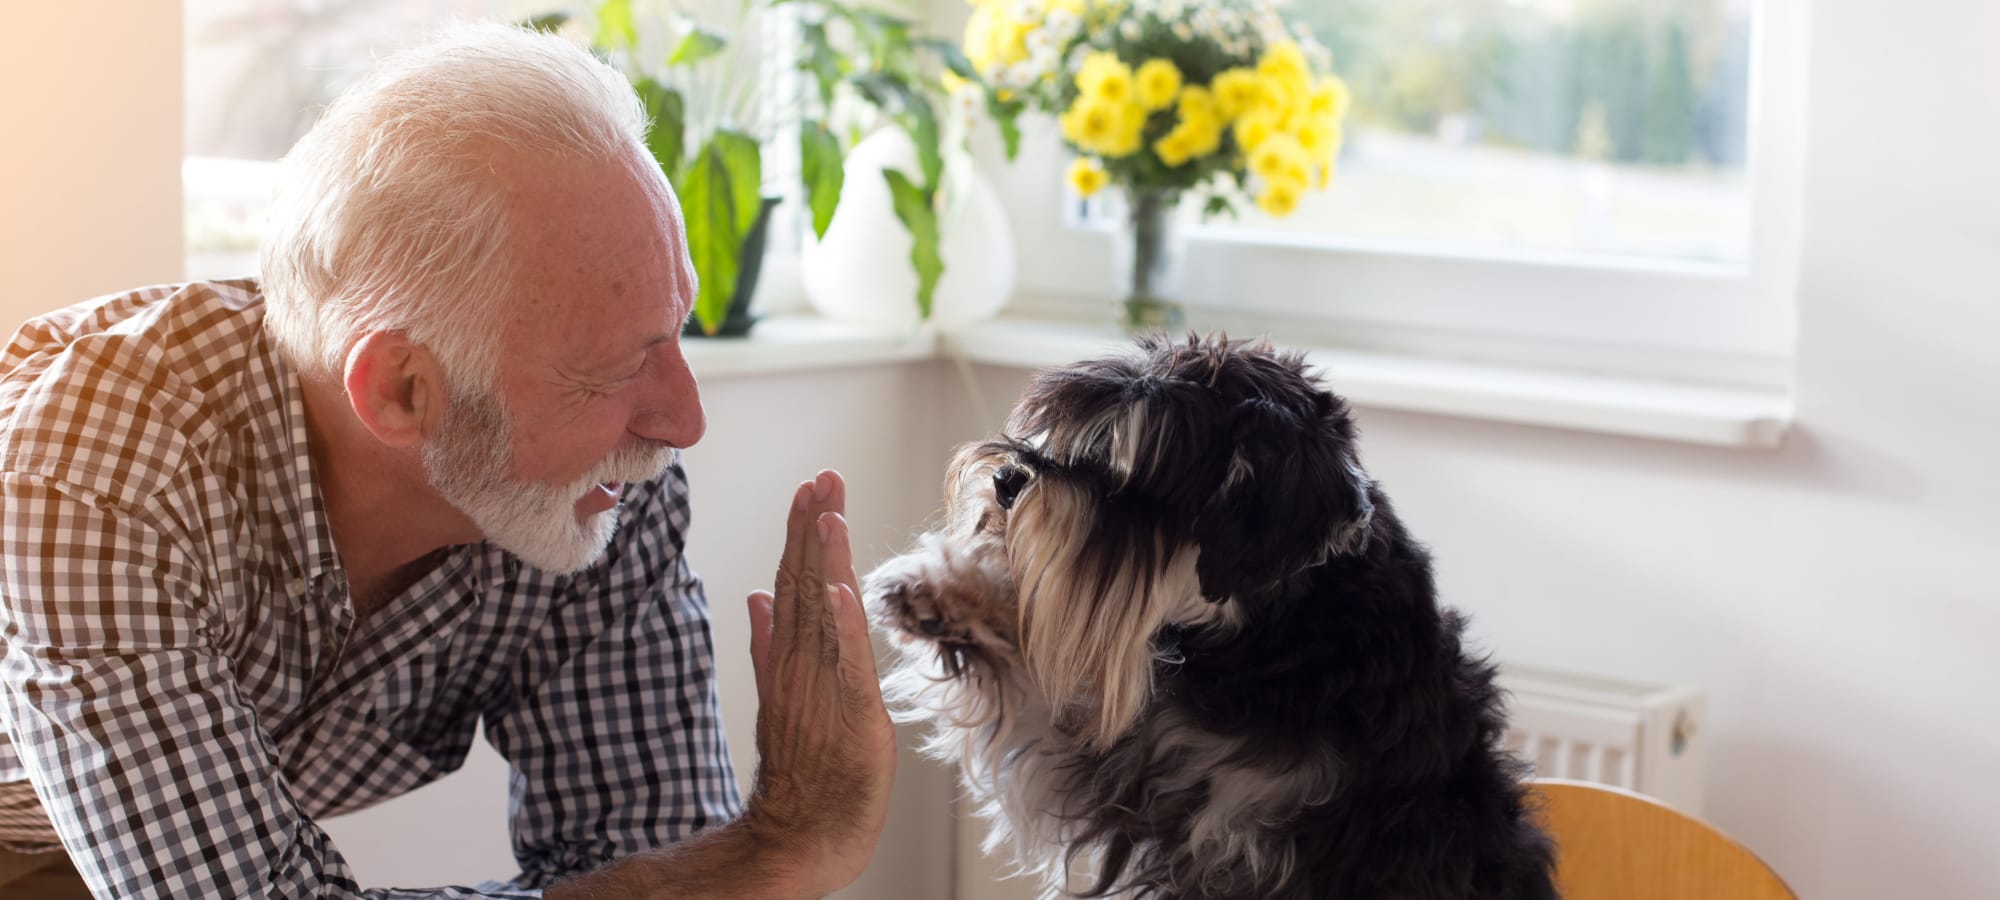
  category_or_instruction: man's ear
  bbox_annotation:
[342,331,445,449]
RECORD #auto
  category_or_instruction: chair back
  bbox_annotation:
[1530,778,1796,900]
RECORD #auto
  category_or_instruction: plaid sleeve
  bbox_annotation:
[480,462,744,889]
[0,473,542,900]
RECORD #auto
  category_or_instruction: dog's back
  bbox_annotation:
[1161,496,1557,899]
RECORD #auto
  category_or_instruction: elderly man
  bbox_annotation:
[0,22,893,900]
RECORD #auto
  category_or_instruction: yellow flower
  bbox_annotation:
[1308,76,1352,121]
[1258,177,1305,217]
[1104,101,1148,157]
[1078,52,1134,104]
[1064,94,1147,158]
[1177,85,1219,128]
[1135,59,1183,111]
[1255,72,1302,127]
[1061,96,1124,151]
[1317,160,1336,189]
[1249,132,1307,181]
[1094,67,1133,104]
[1258,40,1310,86]
[1068,157,1110,197]
[1174,88,1225,158]
[1297,118,1342,164]
[1184,119,1223,157]
[1232,113,1275,153]
[964,5,1001,72]
[1211,68,1261,120]
[966,4,1036,75]
[1154,130,1195,167]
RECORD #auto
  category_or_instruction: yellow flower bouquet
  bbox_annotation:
[961,0,1349,328]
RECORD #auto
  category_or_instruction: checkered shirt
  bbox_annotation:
[0,280,743,898]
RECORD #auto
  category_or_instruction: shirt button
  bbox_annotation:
[288,577,308,595]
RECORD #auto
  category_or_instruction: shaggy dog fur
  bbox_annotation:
[864,335,1558,899]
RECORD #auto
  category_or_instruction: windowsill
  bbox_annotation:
[681,316,938,378]
[686,314,1793,450]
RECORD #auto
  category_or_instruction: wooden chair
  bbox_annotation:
[1530,778,1796,900]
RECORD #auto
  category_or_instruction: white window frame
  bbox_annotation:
[981,0,1808,391]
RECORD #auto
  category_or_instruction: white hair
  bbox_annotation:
[259,20,652,387]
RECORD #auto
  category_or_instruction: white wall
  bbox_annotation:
[12,0,2000,897]
[936,3,2000,899]
[0,6,183,323]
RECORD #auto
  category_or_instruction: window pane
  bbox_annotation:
[185,0,558,160]
[1220,0,1753,264]
[182,0,784,280]
[183,0,563,277]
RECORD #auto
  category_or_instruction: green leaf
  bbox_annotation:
[634,79,686,182]
[850,9,914,67]
[846,72,899,115]
[850,74,942,191]
[917,37,977,82]
[667,24,729,66]
[522,12,570,34]
[882,169,943,320]
[988,95,1023,160]
[710,129,763,244]
[1202,195,1239,221]
[680,168,738,334]
[594,0,636,51]
[906,101,943,192]
[798,21,845,108]
[680,142,747,335]
[800,121,845,240]
[994,111,1022,160]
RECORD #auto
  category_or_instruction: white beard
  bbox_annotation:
[423,382,672,573]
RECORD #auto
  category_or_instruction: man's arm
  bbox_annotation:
[0,472,439,899]
[540,470,894,900]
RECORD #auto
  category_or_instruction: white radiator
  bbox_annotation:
[1499,661,1707,814]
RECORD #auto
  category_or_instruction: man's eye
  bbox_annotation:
[993,465,1029,510]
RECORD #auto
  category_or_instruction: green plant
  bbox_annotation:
[533,0,966,331]
[780,0,973,319]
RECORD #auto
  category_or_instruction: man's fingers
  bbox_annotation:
[831,583,886,712]
[788,473,837,650]
[819,468,848,517]
[747,590,775,693]
[771,480,815,654]
[817,472,860,598]
[816,511,855,599]
[770,471,850,666]
[813,511,858,667]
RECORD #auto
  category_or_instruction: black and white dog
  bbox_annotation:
[865,335,1557,899]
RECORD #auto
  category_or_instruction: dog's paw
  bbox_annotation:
[878,579,955,639]
[863,552,957,644]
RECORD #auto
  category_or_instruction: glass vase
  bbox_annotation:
[1112,187,1187,334]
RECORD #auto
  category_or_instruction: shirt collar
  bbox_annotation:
[256,323,341,590]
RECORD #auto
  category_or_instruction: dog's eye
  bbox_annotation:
[993,465,1029,510]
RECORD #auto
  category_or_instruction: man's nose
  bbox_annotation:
[630,350,706,448]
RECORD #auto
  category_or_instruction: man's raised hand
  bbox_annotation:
[743,470,895,898]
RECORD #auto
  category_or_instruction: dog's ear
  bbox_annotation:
[1009,474,1201,752]
[1195,389,1374,602]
